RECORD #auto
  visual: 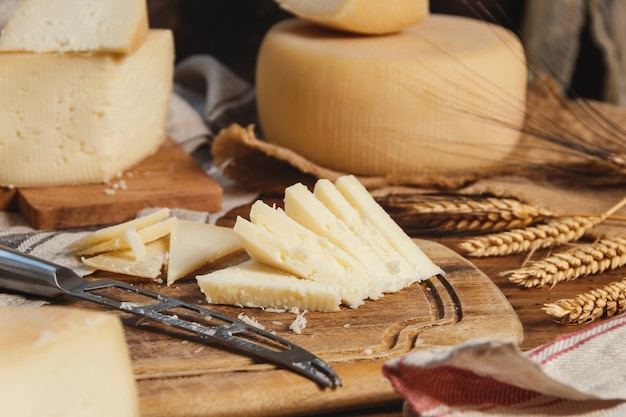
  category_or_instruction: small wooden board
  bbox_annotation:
[6,139,222,230]
[60,239,523,417]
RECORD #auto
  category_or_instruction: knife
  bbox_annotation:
[0,244,341,388]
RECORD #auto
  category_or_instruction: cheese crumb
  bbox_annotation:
[237,313,265,330]
[289,310,308,334]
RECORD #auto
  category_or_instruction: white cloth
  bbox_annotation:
[384,313,626,416]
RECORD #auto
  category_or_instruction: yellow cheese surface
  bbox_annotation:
[0,29,174,187]
[0,306,139,417]
[0,0,149,53]
[256,16,527,176]
[275,0,429,35]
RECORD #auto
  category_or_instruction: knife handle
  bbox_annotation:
[0,244,73,299]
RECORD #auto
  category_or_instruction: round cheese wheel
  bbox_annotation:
[255,16,528,176]
[274,0,429,35]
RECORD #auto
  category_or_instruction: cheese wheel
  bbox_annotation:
[255,16,528,176]
[274,0,429,35]
[0,306,139,417]
[0,0,149,54]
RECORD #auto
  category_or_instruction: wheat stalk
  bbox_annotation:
[379,194,550,235]
[543,279,626,324]
[458,196,626,257]
[457,216,600,257]
[503,237,626,288]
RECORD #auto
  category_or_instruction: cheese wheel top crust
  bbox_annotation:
[256,15,528,175]
[275,0,429,35]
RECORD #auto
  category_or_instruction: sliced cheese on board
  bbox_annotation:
[0,29,174,187]
[0,0,149,53]
[275,0,429,35]
[0,306,139,417]
[256,16,527,176]
[167,221,244,286]
[220,175,442,311]
[77,216,178,256]
[81,237,169,280]
[197,259,341,312]
[67,208,170,252]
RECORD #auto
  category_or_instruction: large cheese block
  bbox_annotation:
[0,306,139,417]
[0,0,149,53]
[256,16,527,176]
[274,0,429,35]
[0,29,174,187]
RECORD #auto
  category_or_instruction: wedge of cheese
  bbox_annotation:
[0,29,174,187]
[256,16,527,176]
[274,0,429,35]
[0,0,149,53]
[197,260,342,312]
[167,221,244,286]
[0,306,139,417]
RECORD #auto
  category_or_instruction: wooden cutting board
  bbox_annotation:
[1,138,222,230]
[58,239,523,417]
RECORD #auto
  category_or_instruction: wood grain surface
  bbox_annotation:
[56,239,522,417]
[7,138,222,230]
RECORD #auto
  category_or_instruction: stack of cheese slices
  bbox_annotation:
[0,0,174,187]
[256,0,528,176]
[196,175,444,312]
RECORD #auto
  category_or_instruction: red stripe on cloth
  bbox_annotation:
[383,361,541,414]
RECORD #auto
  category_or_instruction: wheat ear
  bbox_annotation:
[543,279,626,324]
[380,194,550,235]
[503,237,626,288]
[458,196,626,257]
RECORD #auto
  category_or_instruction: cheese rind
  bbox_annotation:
[0,0,149,53]
[167,221,244,286]
[0,29,174,187]
[256,16,527,175]
[0,306,139,417]
[275,0,429,35]
[197,260,341,312]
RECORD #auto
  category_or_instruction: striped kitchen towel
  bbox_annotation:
[384,313,626,416]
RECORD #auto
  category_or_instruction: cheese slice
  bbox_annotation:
[81,237,169,280]
[256,16,527,176]
[233,215,366,308]
[275,0,429,35]
[0,0,149,53]
[67,208,170,252]
[77,216,178,256]
[334,175,444,281]
[0,29,174,187]
[0,306,139,417]
[197,260,341,312]
[167,221,244,286]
